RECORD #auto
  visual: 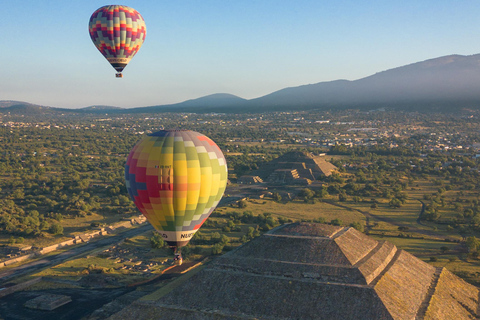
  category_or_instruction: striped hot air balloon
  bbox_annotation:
[125,130,228,253]
[88,5,146,78]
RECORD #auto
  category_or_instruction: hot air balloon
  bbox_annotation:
[125,130,228,263]
[88,5,146,78]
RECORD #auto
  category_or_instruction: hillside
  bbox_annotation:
[80,105,123,111]
[132,93,247,113]
[0,101,62,115]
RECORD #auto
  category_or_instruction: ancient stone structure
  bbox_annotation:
[110,223,479,319]
[237,175,264,184]
[24,294,72,311]
[253,151,337,185]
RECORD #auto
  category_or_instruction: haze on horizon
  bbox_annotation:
[2,0,480,109]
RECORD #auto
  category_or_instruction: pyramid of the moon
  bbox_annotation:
[253,151,338,182]
[110,223,479,320]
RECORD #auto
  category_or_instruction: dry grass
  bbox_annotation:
[371,236,458,256]
[223,199,365,225]
[24,279,82,291]
[349,200,421,224]
[368,235,480,285]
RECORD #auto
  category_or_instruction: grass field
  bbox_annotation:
[222,199,365,225]
[370,235,459,257]
[369,234,480,285]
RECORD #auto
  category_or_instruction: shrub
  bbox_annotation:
[314,217,326,224]
[350,222,364,232]
[49,223,63,235]
[331,218,342,226]
[238,200,248,208]
[440,246,449,254]
[150,232,165,249]
[212,243,224,255]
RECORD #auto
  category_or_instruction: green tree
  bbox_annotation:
[299,188,315,201]
[49,223,63,235]
[315,187,329,198]
[440,246,449,254]
[150,232,165,249]
[389,198,402,208]
[212,243,224,255]
[238,199,248,208]
[466,236,480,253]
[350,221,364,232]
[331,218,343,226]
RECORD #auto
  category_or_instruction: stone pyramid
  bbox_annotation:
[111,223,479,319]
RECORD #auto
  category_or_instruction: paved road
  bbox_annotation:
[0,224,153,286]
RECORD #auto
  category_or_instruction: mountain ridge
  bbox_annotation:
[3,53,480,114]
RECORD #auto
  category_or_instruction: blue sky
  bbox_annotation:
[2,1,480,108]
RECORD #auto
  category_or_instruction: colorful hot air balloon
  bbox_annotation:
[125,130,228,257]
[88,5,146,78]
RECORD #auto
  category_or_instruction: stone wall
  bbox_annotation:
[0,215,146,268]
[0,277,42,298]
[3,253,37,266]
[39,239,77,255]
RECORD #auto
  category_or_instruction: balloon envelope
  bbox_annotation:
[125,130,228,247]
[89,5,146,74]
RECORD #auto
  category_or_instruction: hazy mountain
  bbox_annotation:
[0,101,61,114]
[248,54,480,111]
[4,54,480,114]
[137,54,480,112]
[0,101,44,109]
[80,105,123,111]
[175,93,247,107]
[136,93,247,113]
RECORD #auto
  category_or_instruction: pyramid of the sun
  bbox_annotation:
[111,223,479,320]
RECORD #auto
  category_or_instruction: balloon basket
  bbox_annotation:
[174,254,183,266]
[115,73,123,78]
[173,247,183,266]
